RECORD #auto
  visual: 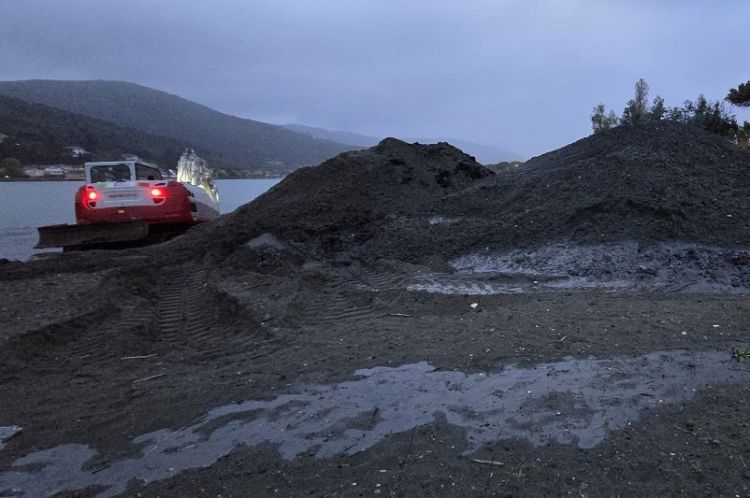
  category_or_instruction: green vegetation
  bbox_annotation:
[0,157,23,177]
[592,79,750,149]
[590,104,619,132]
[620,79,653,125]
[732,347,749,361]
[726,81,750,107]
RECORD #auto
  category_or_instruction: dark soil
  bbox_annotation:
[176,121,750,267]
[1,122,749,497]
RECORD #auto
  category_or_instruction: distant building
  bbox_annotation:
[24,167,45,178]
[43,166,65,177]
[64,167,85,181]
[66,146,89,158]
[22,165,85,180]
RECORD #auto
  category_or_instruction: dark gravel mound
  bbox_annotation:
[444,121,750,250]
[179,138,492,262]
[168,122,750,270]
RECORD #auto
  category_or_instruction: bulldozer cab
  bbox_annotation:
[86,160,164,184]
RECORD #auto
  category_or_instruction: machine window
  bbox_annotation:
[136,164,163,180]
[90,164,132,183]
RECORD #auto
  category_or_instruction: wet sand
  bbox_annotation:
[1,124,750,496]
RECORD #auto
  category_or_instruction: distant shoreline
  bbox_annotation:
[0,177,83,182]
[1,176,284,183]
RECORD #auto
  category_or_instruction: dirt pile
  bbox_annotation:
[177,122,750,272]
[176,137,492,263]
[442,121,750,251]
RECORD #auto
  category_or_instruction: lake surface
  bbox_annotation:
[0,179,280,261]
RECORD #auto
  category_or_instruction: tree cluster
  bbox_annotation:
[726,81,750,107]
[591,79,750,149]
[0,95,187,170]
[0,157,24,178]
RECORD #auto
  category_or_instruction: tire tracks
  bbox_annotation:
[156,264,266,358]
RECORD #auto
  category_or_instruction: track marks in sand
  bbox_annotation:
[292,261,432,330]
[156,264,266,358]
[315,291,380,325]
[67,303,152,362]
[297,273,392,330]
[298,289,378,328]
[337,263,410,292]
[157,265,207,340]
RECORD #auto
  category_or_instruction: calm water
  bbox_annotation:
[0,179,280,261]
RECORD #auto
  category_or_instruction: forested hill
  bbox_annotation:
[0,94,192,168]
[0,80,356,173]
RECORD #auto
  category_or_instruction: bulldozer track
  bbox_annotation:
[293,262,421,331]
[64,304,152,362]
[157,264,210,342]
[156,264,266,358]
[335,264,408,292]
[297,277,383,329]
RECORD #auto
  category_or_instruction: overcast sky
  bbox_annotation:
[1,0,748,158]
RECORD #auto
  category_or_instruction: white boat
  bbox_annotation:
[176,149,220,221]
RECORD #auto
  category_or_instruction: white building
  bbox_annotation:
[43,166,65,177]
[24,167,45,178]
[66,146,89,158]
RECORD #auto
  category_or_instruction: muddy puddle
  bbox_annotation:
[408,241,750,294]
[1,350,747,497]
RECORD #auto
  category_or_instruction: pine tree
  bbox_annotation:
[622,79,650,125]
[726,81,750,107]
[650,96,665,121]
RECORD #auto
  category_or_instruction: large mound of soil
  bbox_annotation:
[449,120,750,249]
[176,122,750,270]
[176,137,493,263]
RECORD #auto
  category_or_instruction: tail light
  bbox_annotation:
[84,187,98,208]
[150,187,167,204]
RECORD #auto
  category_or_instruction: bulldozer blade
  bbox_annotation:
[36,221,151,249]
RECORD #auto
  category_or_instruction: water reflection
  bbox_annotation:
[0,350,746,497]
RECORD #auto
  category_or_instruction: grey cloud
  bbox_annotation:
[1,0,748,157]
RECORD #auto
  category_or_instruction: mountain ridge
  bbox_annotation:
[0,94,194,170]
[283,123,524,163]
[0,79,356,174]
